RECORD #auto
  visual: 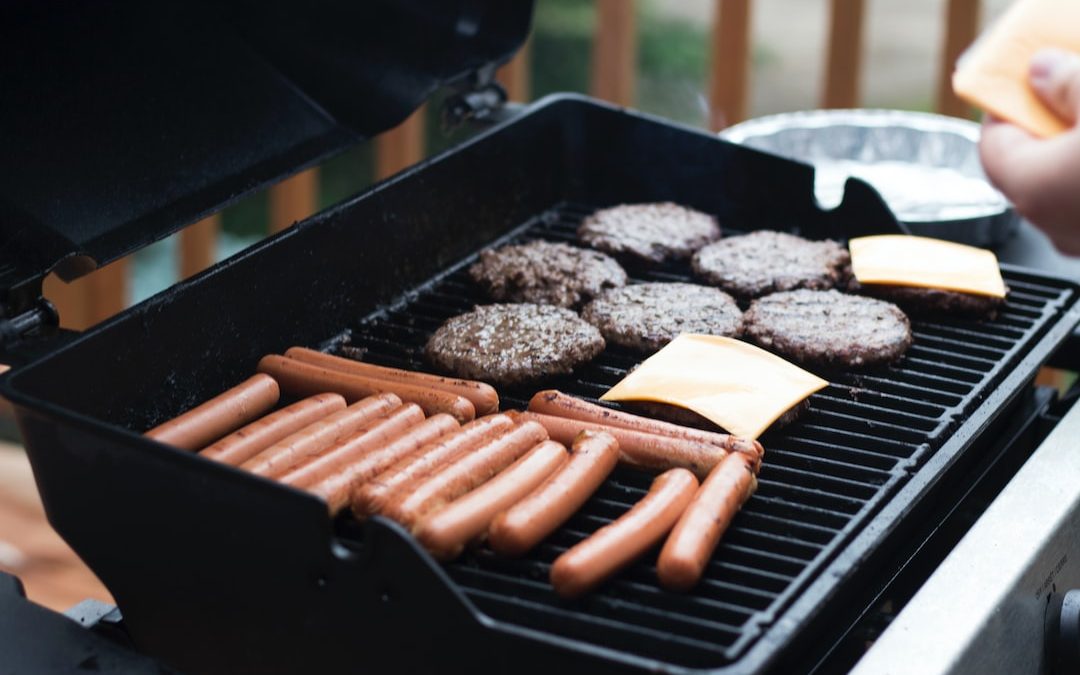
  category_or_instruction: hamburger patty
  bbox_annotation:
[578,202,721,264]
[851,280,1005,319]
[581,282,743,352]
[425,303,606,386]
[469,240,627,308]
[742,289,912,368]
[691,231,850,300]
[628,399,809,434]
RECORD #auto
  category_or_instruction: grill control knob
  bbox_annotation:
[1047,589,1080,674]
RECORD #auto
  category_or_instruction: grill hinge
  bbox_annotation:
[441,64,519,130]
[0,298,58,349]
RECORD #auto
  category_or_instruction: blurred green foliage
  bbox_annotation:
[531,0,711,125]
[532,0,595,97]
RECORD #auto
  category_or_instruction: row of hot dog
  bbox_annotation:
[143,349,763,596]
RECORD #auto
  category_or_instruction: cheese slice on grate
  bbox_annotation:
[952,0,1080,138]
[600,334,828,440]
[849,235,1007,298]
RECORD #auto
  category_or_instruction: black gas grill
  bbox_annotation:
[3,2,1080,674]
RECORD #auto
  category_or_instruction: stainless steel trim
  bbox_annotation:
[852,401,1080,674]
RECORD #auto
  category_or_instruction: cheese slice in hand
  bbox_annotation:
[600,334,828,440]
[849,235,1007,299]
[952,0,1080,138]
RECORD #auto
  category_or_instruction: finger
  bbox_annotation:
[980,120,1080,237]
[1029,48,1080,125]
[978,120,1040,197]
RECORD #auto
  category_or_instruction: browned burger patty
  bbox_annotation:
[577,202,721,264]
[425,303,606,386]
[850,279,1006,320]
[628,399,809,433]
[743,289,912,368]
[468,240,627,308]
[581,282,743,353]
[691,231,850,300]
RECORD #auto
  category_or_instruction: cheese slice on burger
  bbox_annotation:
[601,334,828,440]
[849,235,1007,298]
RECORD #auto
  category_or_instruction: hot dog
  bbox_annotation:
[240,394,402,477]
[145,374,280,451]
[488,430,620,557]
[550,468,698,599]
[285,413,458,509]
[379,420,549,529]
[507,410,725,480]
[285,347,500,416]
[351,414,515,518]
[278,401,438,492]
[257,354,475,423]
[528,390,763,458]
[414,440,567,561]
[199,394,346,465]
[657,451,759,592]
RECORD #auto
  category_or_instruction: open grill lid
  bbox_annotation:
[0,0,533,321]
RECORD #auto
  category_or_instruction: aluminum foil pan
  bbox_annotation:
[721,109,1019,247]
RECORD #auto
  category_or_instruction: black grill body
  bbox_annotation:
[3,96,1078,675]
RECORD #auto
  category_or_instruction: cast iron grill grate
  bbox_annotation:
[340,202,1072,669]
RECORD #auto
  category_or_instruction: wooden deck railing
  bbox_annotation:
[44,0,983,331]
[709,0,752,131]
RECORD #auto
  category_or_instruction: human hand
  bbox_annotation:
[979,48,1080,255]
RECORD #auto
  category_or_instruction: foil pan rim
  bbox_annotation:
[718,109,1016,241]
[719,108,982,145]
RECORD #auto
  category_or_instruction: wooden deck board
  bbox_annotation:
[0,441,112,611]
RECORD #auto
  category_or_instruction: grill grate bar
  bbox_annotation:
[765,437,902,471]
[911,324,1017,351]
[800,408,935,444]
[995,311,1042,327]
[737,512,840,545]
[760,464,881,500]
[837,375,965,407]
[903,346,997,373]
[810,394,942,429]
[871,365,980,392]
[749,494,856,529]
[450,565,756,635]
[924,319,1027,340]
[785,424,922,458]
[1003,278,1071,298]
[720,543,817,576]
[824,384,951,417]
[755,479,868,515]
[362,322,428,344]
[601,578,768,624]
[458,588,738,657]
[711,560,797,589]
[692,576,787,608]
[1005,290,1060,307]
[908,333,1010,361]
[765,448,894,486]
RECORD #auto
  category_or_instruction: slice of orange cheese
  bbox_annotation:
[952,0,1080,138]
[600,334,828,440]
[849,235,1007,299]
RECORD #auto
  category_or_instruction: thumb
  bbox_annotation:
[1029,48,1080,125]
